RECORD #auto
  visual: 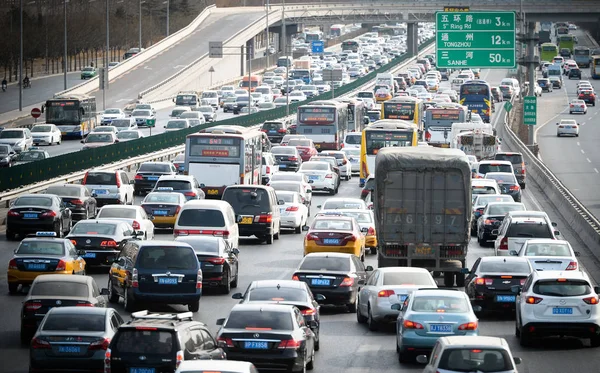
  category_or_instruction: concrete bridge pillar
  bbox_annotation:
[407,22,419,57]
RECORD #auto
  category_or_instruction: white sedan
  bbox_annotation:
[96,205,155,240]
[31,124,62,146]
[512,238,580,271]
[288,91,307,103]
[569,99,587,114]
[269,171,312,205]
[556,119,579,137]
[275,191,308,234]
[318,197,367,212]
[100,108,126,125]
[342,148,361,174]
[297,161,338,195]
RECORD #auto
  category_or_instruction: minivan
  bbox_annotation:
[201,90,219,108]
[174,200,240,250]
[221,185,282,245]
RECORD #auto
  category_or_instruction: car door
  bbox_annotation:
[84,187,96,217]
[91,280,107,307]
[68,241,85,274]
[199,328,224,359]
[119,172,133,201]
[353,256,367,287]
[110,256,127,296]
[359,270,379,314]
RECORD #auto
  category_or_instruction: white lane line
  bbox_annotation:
[588,158,592,163]
[582,122,586,125]
[577,141,580,146]
[534,86,570,142]
[581,149,585,154]
[595,168,599,173]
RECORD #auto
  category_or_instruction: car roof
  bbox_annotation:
[506,210,549,217]
[251,280,306,289]
[485,172,515,176]
[523,238,569,245]
[137,240,194,249]
[47,306,110,316]
[532,270,589,281]
[304,252,354,259]
[439,336,509,348]
[33,274,91,283]
[471,179,498,185]
[182,200,231,209]
[377,267,431,273]
[478,256,530,264]
[75,219,123,226]
[479,160,512,165]
[157,174,195,181]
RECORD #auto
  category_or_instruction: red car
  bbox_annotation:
[579,90,596,106]
[288,138,318,162]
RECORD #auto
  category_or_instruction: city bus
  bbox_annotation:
[330,24,345,38]
[459,80,493,123]
[305,31,323,43]
[297,100,349,150]
[341,39,360,52]
[573,46,592,67]
[359,120,419,186]
[44,94,97,139]
[184,127,267,199]
[558,34,577,53]
[338,98,367,132]
[540,42,559,62]
[381,96,424,131]
[591,55,600,79]
[423,104,470,147]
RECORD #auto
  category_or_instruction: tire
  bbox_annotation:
[295,225,302,234]
[444,271,455,287]
[329,189,335,195]
[455,272,465,287]
[188,299,200,312]
[590,335,600,348]
[519,326,533,347]
[367,306,378,331]
[370,246,377,255]
[515,322,521,337]
[231,268,238,288]
[347,301,357,313]
[8,283,18,295]
[306,348,315,370]
[20,327,32,345]
[108,279,120,303]
[314,334,320,351]
[398,349,412,364]
[274,225,280,240]
[6,230,16,241]
[55,221,62,238]
[357,302,367,324]
[124,288,136,312]
[221,269,231,294]
[266,233,274,244]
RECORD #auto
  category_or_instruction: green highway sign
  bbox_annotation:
[436,11,516,69]
[504,101,513,113]
[523,96,537,126]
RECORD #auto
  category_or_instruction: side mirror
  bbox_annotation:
[100,288,110,296]
[551,222,558,227]
[416,355,428,364]
[513,357,522,365]
[366,265,374,271]
[460,268,470,274]
[391,303,401,311]
[361,227,369,233]
[317,205,322,208]
[302,225,310,231]
[511,285,521,294]
[278,200,285,205]
[314,294,326,301]
[472,305,483,312]
[216,318,226,326]
[135,230,144,237]
[556,123,559,125]
[509,250,518,256]
[232,248,240,255]
[114,139,120,143]
[231,293,243,299]
[491,229,499,236]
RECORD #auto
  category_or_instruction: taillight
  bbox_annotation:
[70,199,84,205]
[367,227,375,235]
[520,279,526,285]
[289,156,298,161]
[7,210,20,217]
[8,259,17,270]
[31,337,51,349]
[260,129,268,132]
[378,289,395,297]
[134,174,143,180]
[266,166,271,174]
[570,104,574,108]
[325,174,333,179]
[89,338,111,350]
[566,261,578,270]
[76,301,94,307]
[526,296,543,304]
[116,172,121,188]
[175,206,181,214]
[208,257,226,265]
[499,237,508,251]
[403,320,424,329]
[55,260,66,271]
[104,348,112,372]
[521,163,526,174]
[184,192,197,198]
[344,234,357,242]
[278,339,302,349]
[509,185,520,191]
[217,337,234,348]
[475,277,493,286]
[41,211,57,218]
[196,269,203,289]
[301,308,316,316]
[70,239,77,245]
[340,277,354,287]
[278,128,287,133]
[306,233,318,241]
[132,268,139,288]
[83,172,89,185]
[583,296,599,305]
[292,274,299,281]
[100,240,118,247]
[425,130,431,141]
[132,221,141,230]
[255,214,272,223]
[286,206,299,211]
[458,321,478,330]
[24,301,42,311]
[176,350,184,369]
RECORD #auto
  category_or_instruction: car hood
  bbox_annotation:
[0,138,23,145]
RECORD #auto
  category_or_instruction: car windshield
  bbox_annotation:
[98,208,137,219]
[86,134,113,143]
[344,134,362,145]
[14,196,52,207]
[139,163,171,173]
[111,119,132,127]
[46,185,81,197]
[382,272,435,286]
[248,287,307,302]
[17,152,46,161]
[31,281,89,297]
[312,218,352,230]
[487,204,525,215]
[177,209,225,227]
[272,147,296,155]
[506,223,552,238]
[17,241,64,255]
[479,163,512,174]
[411,296,469,313]
[166,121,187,129]
[524,242,571,256]
[114,330,174,355]
[225,310,293,330]
[85,172,116,185]
[300,163,328,171]
[43,313,106,332]
[83,67,94,72]
[104,109,120,114]
[479,261,531,273]
[534,279,591,297]
[71,222,117,235]
[31,126,52,133]
[486,174,516,184]
[118,131,139,139]
[0,131,24,139]
[438,348,513,372]
[132,110,151,116]
[144,193,180,204]
[138,246,197,269]
[322,200,365,210]
[300,256,350,271]
[288,139,311,147]
[222,188,271,214]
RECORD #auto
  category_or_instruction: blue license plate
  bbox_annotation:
[23,213,38,219]
[130,368,155,373]
[323,238,339,245]
[158,277,178,285]
[279,164,287,168]
[58,345,81,353]
[269,130,277,133]
[153,210,168,216]
[82,252,96,258]
[147,176,159,181]
[496,295,516,303]
[308,175,319,180]
[92,189,109,195]
[178,166,184,171]
[398,294,408,302]
[552,307,573,315]
[311,278,331,286]
[244,341,269,349]
[430,324,452,333]
[26,263,46,270]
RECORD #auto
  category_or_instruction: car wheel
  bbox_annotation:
[124,288,136,312]
[519,325,533,347]
[306,347,315,370]
[108,279,120,303]
[590,335,600,348]
[231,268,239,288]
[314,332,320,351]
[455,272,465,287]
[8,283,19,295]
[188,299,200,312]
[274,225,280,240]
[266,233,274,244]
[367,306,378,331]
[370,246,377,255]
[515,322,521,337]
[357,300,367,323]
[221,269,231,294]
[295,224,302,234]
[398,349,412,363]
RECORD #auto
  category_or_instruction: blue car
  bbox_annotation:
[393,289,480,363]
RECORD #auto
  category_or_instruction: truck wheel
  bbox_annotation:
[443,272,455,287]
[455,273,466,287]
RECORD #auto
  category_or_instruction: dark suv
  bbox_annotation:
[106,311,225,373]
[107,240,203,312]
[261,121,289,143]
[494,152,526,189]
[568,68,582,79]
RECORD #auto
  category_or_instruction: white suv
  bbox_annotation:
[493,213,559,256]
[515,270,600,347]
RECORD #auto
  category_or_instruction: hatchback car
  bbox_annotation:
[81,132,119,150]
[13,150,48,165]
[556,118,579,137]
[0,128,34,153]
[153,174,205,201]
[493,215,559,256]
[579,89,596,106]
[297,161,339,195]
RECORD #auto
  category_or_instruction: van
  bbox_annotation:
[201,90,219,107]
[174,200,240,250]
[451,78,465,91]
[500,78,521,98]
[277,56,293,68]
[240,76,262,92]
[221,185,282,245]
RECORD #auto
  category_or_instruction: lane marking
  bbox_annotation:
[577,142,580,146]
[581,149,585,154]
[595,168,599,173]
[587,158,592,163]
[534,84,570,142]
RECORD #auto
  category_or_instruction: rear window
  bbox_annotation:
[288,139,311,147]
[479,261,531,273]
[225,310,293,330]
[438,348,513,371]
[98,208,137,219]
[139,163,172,172]
[534,279,591,297]
[31,281,89,297]
[506,222,552,238]
[475,195,512,207]
[312,218,353,230]
[43,313,106,332]
[321,152,343,159]
[487,204,525,215]
[222,188,272,214]
[144,194,180,204]
[155,180,192,191]
[85,172,116,185]
[299,256,350,271]
[263,122,283,130]
[71,222,117,235]
[272,147,295,155]
[486,174,516,184]
[382,272,435,286]
[46,186,81,197]
[137,246,198,270]
[494,154,523,164]
[322,200,365,210]
[114,330,174,355]
[345,134,362,145]
[17,241,63,255]
[177,209,225,227]
[411,296,469,313]
[479,164,512,174]
[472,186,497,195]
[270,183,301,193]
[248,287,307,302]
[524,242,571,256]
[301,163,328,171]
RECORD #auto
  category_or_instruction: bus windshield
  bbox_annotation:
[175,95,197,106]
[383,102,415,120]
[46,101,80,124]
[365,130,413,154]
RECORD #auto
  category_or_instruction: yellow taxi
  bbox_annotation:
[302,215,367,261]
[140,189,187,228]
[374,85,393,103]
[7,232,86,294]
[316,209,377,254]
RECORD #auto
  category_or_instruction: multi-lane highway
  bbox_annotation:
[2,67,600,373]
[536,28,600,220]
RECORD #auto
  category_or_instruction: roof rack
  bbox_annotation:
[130,310,194,321]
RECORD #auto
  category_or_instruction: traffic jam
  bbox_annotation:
[3,21,598,373]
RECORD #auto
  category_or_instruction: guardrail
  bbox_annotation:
[0,38,434,201]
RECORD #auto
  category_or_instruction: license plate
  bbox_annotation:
[413,246,433,256]
[240,216,253,224]
[269,130,277,133]
[26,263,46,270]
[23,213,38,219]
[82,252,96,258]
[323,238,340,245]
[430,324,452,333]
[158,277,178,285]
[153,210,168,216]
[58,345,81,353]
[61,132,67,135]
[552,307,573,315]
[130,368,155,373]
[244,341,269,349]
[279,208,286,214]
[315,144,321,149]
[496,295,516,303]
[92,189,109,195]
[311,278,331,286]
[308,175,319,180]
[207,189,219,195]
[147,176,159,181]
[279,164,287,168]
[398,294,408,302]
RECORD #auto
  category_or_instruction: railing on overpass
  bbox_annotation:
[0,38,434,194]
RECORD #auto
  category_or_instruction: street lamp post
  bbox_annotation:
[19,0,23,111]
[264,0,269,68]
[139,0,142,50]
[64,0,68,90]
[104,0,110,110]
[166,0,170,36]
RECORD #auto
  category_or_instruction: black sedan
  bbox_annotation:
[133,161,177,195]
[272,146,302,172]
[216,303,316,372]
[45,184,97,221]
[174,235,240,294]
[0,144,17,167]
[233,279,324,350]
[477,202,526,246]
[464,256,533,313]
[6,194,73,241]
[21,274,108,344]
[30,307,123,372]
[292,252,371,312]
[484,172,522,202]
[66,220,138,266]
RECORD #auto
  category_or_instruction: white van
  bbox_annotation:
[201,90,219,108]
[174,200,240,250]
[500,78,521,98]
[471,179,501,203]
[343,132,362,149]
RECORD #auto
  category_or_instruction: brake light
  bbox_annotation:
[76,301,93,307]
[278,339,302,349]
[260,129,267,132]
[184,192,197,198]
[367,227,375,235]
[292,274,299,281]
[8,259,17,270]
[499,237,508,251]
[301,308,316,315]
[255,214,272,223]
[196,269,203,289]
[217,337,234,348]
[286,206,299,211]
[458,321,478,330]
[566,261,578,270]
[132,221,141,230]
[278,128,287,133]
[403,320,424,329]
[55,260,66,271]
[570,104,574,108]
[526,296,543,304]
[176,350,184,369]
[135,174,143,180]
[340,277,354,287]
[208,257,226,265]
[475,277,493,286]
[100,240,118,247]
[325,174,333,179]
[583,296,599,305]
[289,156,298,161]
[520,278,526,285]
[7,210,19,217]
[425,130,431,141]
[24,301,42,311]
[345,234,357,242]
[212,230,229,238]
[116,172,121,188]
[89,338,111,350]
[509,185,520,191]
[31,337,51,349]
[41,211,57,218]
[70,199,84,205]
[378,289,395,297]
[83,172,88,185]
[521,163,526,174]
[175,206,181,214]
[132,268,139,288]
[266,166,271,174]
[70,239,77,245]
[306,233,318,241]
